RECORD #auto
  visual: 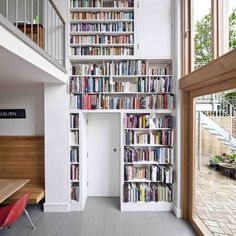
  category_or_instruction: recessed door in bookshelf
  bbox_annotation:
[87,113,120,196]
[69,0,135,56]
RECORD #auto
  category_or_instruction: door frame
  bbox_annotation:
[180,49,236,235]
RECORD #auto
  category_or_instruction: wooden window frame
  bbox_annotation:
[180,49,236,235]
[182,0,219,75]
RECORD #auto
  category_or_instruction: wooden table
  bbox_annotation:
[0,179,30,203]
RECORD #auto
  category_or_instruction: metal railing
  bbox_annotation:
[0,0,65,68]
[196,94,236,140]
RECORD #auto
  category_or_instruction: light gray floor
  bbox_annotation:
[0,197,196,236]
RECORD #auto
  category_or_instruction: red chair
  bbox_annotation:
[0,193,35,230]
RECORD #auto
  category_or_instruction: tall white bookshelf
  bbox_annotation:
[120,111,174,211]
[68,0,175,212]
[69,113,80,210]
[69,0,135,57]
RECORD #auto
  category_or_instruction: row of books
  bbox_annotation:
[70,22,134,32]
[150,131,174,146]
[70,35,134,44]
[70,148,79,163]
[71,46,134,56]
[124,130,174,146]
[69,76,173,94]
[150,165,173,183]
[71,61,171,76]
[70,0,102,7]
[123,183,172,203]
[137,76,173,93]
[124,165,173,183]
[70,114,79,128]
[125,165,149,180]
[70,94,174,110]
[70,131,79,145]
[70,12,134,20]
[71,164,79,181]
[70,0,134,8]
[71,184,79,201]
[124,147,174,164]
[125,114,173,129]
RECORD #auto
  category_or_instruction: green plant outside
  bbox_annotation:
[194,8,236,69]
[210,155,224,164]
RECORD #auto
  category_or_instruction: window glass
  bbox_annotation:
[193,0,212,69]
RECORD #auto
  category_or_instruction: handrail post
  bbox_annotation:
[198,111,202,171]
[230,105,232,140]
[6,0,8,19]
[15,0,18,27]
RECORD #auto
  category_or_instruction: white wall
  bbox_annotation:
[44,83,69,212]
[0,87,44,135]
[174,0,183,218]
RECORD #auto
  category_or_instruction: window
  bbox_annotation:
[219,0,236,55]
[183,0,236,75]
[192,0,212,69]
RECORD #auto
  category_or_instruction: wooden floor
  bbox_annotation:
[0,197,196,236]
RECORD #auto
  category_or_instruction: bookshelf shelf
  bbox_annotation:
[121,202,173,212]
[70,128,80,130]
[69,75,173,78]
[71,92,174,96]
[124,179,150,183]
[70,31,135,36]
[71,162,80,164]
[70,43,134,47]
[68,56,173,62]
[70,144,80,147]
[124,144,173,147]
[70,7,134,12]
[69,109,173,114]
[70,19,134,23]
[124,128,173,131]
[125,162,173,165]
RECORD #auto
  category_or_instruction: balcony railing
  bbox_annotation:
[0,0,65,68]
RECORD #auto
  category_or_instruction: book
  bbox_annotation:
[70,114,79,128]
[70,148,79,163]
[71,164,79,181]
[71,184,79,201]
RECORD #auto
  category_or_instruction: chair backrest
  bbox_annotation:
[1,193,29,228]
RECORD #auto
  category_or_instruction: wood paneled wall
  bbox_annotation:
[0,136,44,185]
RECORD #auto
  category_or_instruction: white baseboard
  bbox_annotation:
[43,203,69,212]
[173,205,182,218]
